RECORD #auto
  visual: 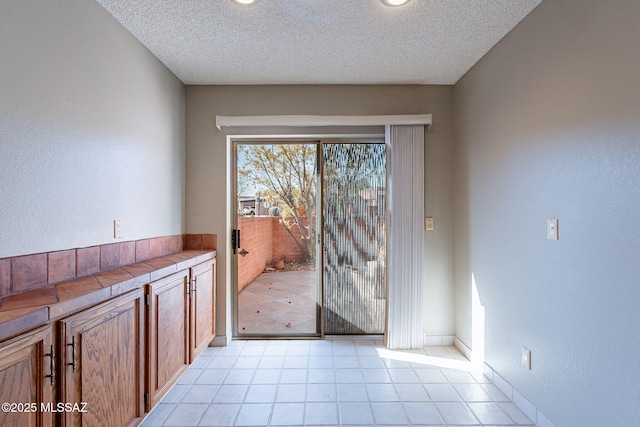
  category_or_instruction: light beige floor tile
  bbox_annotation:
[143,340,539,427]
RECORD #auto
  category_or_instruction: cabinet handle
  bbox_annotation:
[67,337,77,373]
[45,345,55,386]
[188,277,197,297]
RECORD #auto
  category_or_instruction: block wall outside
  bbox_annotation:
[237,217,310,291]
[237,217,273,292]
[271,217,309,262]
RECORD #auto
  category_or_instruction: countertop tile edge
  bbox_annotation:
[0,250,215,340]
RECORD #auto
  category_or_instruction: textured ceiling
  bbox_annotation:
[95,0,542,85]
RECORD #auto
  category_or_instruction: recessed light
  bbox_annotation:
[233,0,256,5]
[381,0,411,6]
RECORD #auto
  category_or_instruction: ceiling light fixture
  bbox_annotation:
[233,0,256,5]
[381,0,411,6]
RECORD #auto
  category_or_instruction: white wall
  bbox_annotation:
[185,85,454,340]
[453,0,640,425]
[0,0,185,258]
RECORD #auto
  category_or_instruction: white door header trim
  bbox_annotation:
[216,114,432,130]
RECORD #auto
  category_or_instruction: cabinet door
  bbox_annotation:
[59,290,144,427]
[189,258,216,362]
[146,271,190,410]
[0,325,54,427]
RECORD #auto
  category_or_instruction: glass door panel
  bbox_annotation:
[322,143,387,334]
[234,142,320,336]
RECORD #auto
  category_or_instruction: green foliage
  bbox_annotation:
[238,144,317,261]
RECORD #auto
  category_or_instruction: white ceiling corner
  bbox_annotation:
[94,0,542,85]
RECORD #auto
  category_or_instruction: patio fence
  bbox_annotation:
[237,216,309,291]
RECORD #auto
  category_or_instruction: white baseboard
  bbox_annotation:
[482,362,556,427]
[447,336,555,427]
[454,337,472,360]
[211,335,230,347]
[423,334,455,346]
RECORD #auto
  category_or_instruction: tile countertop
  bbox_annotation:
[0,250,215,342]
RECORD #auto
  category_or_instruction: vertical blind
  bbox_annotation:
[386,125,425,349]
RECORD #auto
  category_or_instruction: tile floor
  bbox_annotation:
[141,339,536,427]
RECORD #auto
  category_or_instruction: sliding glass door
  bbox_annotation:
[233,142,321,337]
[322,143,387,334]
[232,139,387,337]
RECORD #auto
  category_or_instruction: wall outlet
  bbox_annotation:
[114,220,122,239]
[547,218,559,240]
[521,346,531,370]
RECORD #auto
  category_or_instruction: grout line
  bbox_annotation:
[151,340,548,426]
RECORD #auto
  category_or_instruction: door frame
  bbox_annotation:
[230,137,323,339]
[228,134,386,340]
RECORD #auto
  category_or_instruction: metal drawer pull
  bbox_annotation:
[68,337,77,373]
[45,345,55,386]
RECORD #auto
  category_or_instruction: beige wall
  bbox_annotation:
[0,0,185,258]
[453,0,640,425]
[185,85,455,340]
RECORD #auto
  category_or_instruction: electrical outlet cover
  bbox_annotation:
[114,220,122,239]
[547,218,558,240]
[425,217,434,231]
[521,346,531,369]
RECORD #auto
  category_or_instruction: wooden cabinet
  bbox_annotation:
[0,325,54,427]
[145,260,216,412]
[0,253,217,427]
[58,290,144,427]
[145,271,190,410]
[189,259,216,362]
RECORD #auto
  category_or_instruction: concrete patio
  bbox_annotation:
[238,270,318,335]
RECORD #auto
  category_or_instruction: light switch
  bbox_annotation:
[425,217,434,231]
[547,219,558,240]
